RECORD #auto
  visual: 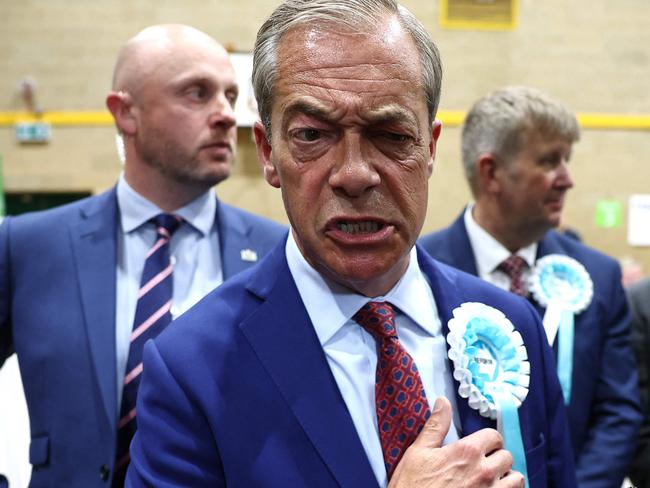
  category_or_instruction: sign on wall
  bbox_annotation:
[230,53,259,127]
[440,0,518,30]
[628,194,650,246]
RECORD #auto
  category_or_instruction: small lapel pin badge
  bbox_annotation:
[240,249,258,262]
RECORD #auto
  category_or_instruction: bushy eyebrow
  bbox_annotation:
[281,98,332,132]
[281,97,418,132]
[363,103,418,129]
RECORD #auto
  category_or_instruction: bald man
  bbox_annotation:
[0,24,285,487]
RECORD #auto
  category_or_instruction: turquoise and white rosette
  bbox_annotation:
[529,254,592,404]
[447,303,530,486]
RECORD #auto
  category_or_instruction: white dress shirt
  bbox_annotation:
[115,175,223,409]
[285,232,460,487]
[464,204,537,291]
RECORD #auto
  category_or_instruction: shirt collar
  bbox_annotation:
[463,203,537,274]
[116,174,216,236]
[285,231,440,347]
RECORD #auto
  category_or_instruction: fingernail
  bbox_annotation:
[432,397,444,413]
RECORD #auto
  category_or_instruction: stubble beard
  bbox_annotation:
[136,132,233,189]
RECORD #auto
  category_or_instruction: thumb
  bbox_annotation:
[412,396,452,450]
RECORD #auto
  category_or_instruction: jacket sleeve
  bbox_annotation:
[574,266,642,487]
[626,280,650,487]
[0,217,14,367]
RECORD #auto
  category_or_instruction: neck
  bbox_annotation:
[124,163,210,213]
[472,201,541,254]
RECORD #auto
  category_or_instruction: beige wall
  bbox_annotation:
[2,0,650,272]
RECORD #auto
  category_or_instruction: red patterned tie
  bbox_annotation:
[498,255,528,296]
[353,302,431,479]
[113,214,183,487]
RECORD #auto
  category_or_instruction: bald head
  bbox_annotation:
[106,23,239,210]
[112,24,228,95]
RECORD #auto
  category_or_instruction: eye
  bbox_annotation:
[539,152,565,168]
[292,128,323,142]
[186,85,208,101]
[225,89,238,107]
[381,132,411,143]
[370,129,415,147]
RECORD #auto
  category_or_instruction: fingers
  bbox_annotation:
[483,447,514,480]
[390,419,523,488]
[447,429,514,486]
[393,398,524,488]
[411,396,452,450]
[461,427,504,456]
[497,469,526,488]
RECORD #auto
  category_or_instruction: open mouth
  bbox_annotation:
[335,220,384,234]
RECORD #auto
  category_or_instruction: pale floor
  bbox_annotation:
[0,359,638,487]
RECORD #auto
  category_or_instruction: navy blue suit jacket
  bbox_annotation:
[0,187,287,487]
[419,211,642,487]
[127,241,576,487]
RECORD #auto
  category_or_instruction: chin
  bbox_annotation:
[199,167,232,187]
[329,257,407,296]
[548,214,563,228]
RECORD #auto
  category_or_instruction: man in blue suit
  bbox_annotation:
[419,86,641,487]
[128,3,575,487]
[0,24,285,487]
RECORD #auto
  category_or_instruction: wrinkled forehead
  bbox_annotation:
[275,18,423,95]
[278,15,418,63]
[272,27,426,130]
[519,123,575,149]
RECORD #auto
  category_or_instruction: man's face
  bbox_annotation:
[133,40,238,189]
[498,131,574,238]
[255,17,440,297]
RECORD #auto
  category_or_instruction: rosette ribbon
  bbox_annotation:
[447,303,530,486]
[529,255,593,404]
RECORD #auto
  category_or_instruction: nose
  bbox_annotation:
[328,133,380,197]
[555,160,574,190]
[208,93,236,130]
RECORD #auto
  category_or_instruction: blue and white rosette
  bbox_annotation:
[447,302,530,486]
[529,254,592,404]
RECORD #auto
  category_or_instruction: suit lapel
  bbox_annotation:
[216,199,251,280]
[416,246,494,435]
[535,231,564,259]
[69,189,119,431]
[445,212,479,275]
[240,246,378,487]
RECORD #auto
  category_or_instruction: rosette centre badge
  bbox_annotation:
[531,255,592,313]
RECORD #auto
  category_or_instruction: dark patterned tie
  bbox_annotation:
[112,213,183,487]
[353,302,431,479]
[498,255,528,296]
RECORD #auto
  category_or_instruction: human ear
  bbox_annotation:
[427,120,442,177]
[477,154,501,194]
[106,91,136,136]
[253,121,281,188]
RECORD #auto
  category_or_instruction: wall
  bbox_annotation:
[2,0,650,271]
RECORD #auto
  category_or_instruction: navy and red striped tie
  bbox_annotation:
[113,213,182,486]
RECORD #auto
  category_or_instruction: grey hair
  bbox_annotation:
[252,0,442,138]
[461,85,580,195]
